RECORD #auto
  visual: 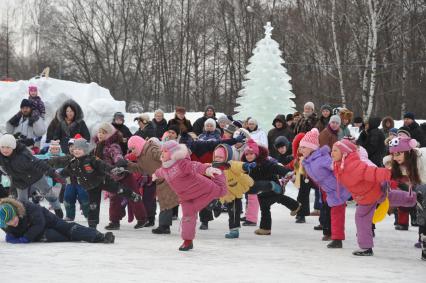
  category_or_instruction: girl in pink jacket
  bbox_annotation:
[153,140,227,251]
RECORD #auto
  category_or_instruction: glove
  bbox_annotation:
[234,133,246,143]
[111,167,127,176]
[52,172,66,185]
[151,174,158,182]
[115,158,128,168]
[205,167,222,177]
[242,162,256,172]
[6,234,29,244]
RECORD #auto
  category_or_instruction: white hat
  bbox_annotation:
[0,134,17,149]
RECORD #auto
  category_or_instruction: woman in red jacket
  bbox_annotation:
[332,139,417,256]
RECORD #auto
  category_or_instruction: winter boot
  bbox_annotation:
[143,217,155,227]
[295,216,306,223]
[152,225,171,234]
[422,250,426,261]
[54,208,64,219]
[290,203,302,216]
[327,240,343,249]
[225,229,239,239]
[240,217,246,222]
[314,224,323,231]
[322,235,332,241]
[352,248,374,256]
[254,228,271,235]
[310,209,320,216]
[179,240,193,251]
[395,224,409,231]
[242,220,256,226]
[213,204,222,218]
[105,222,120,230]
[199,222,208,230]
[134,220,147,229]
[103,232,115,244]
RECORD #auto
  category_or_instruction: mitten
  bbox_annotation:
[205,167,222,177]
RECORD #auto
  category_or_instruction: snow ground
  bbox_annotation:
[1,185,424,283]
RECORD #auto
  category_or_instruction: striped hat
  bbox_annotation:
[0,203,16,228]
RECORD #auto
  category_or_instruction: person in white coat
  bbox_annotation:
[247,118,268,148]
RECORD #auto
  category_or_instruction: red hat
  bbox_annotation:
[333,139,357,156]
[299,128,320,150]
[244,139,260,157]
[292,133,306,159]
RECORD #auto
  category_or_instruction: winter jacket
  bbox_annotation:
[0,198,59,242]
[126,141,179,210]
[112,122,133,153]
[380,116,394,138]
[58,155,114,190]
[406,121,426,147]
[155,156,213,202]
[303,146,351,207]
[357,117,386,167]
[333,151,391,205]
[152,118,168,139]
[134,121,156,140]
[0,143,56,190]
[28,96,46,118]
[167,116,193,134]
[198,129,222,141]
[268,115,294,159]
[193,116,217,136]
[415,184,426,226]
[94,132,124,181]
[315,115,330,132]
[53,100,90,154]
[6,113,46,139]
[294,113,318,135]
[319,125,339,149]
[249,127,268,147]
[220,161,254,203]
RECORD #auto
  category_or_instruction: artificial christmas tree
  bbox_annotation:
[234,22,296,131]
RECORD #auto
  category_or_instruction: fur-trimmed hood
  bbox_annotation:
[0,198,26,217]
[339,108,353,122]
[57,99,84,123]
[381,116,394,130]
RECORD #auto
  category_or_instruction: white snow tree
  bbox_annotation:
[234,22,296,131]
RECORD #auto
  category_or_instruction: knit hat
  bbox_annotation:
[68,134,82,145]
[73,138,90,155]
[98,122,116,138]
[383,155,392,166]
[388,137,418,154]
[304,102,315,111]
[217,115,231,125]
[134,113,150,124]
[293,111,301,118]
[0,134,17,149]
[244,139,260,157]
[28,85,38,92]
[20,98,33,108]
[403,112,415,120]
[204,118,217,129]
[329,115,341,126]
[389,128,398,136]
[168,124,181,136]
[204,105,215,113]
[49,140,61,150]
[333,139,357,156]
[224,124,237,135]
[232,120,243,128]
[286,114,294,122]
[353,116,364,124]
[127,135,146,157]
[175,106,186,114]
[213,144,233,162]
[113,112,125,120]
[274,136,290,149]
[161,140,188,161]
[0,203,16,228]
[397,127,411,138]
[320,104,332,113]
[299,128,320,151]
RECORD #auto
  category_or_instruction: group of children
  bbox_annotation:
[0,93,425,260]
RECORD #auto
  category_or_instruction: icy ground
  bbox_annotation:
[1,185,424,283]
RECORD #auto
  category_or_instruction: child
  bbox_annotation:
[273,136,293,166]
[299,128,351,248]
[0,198,114,244]
[332,139,417,256]
[198,118,221,141]
[153,140,227,251]
[242,139,300,235]
[212,144,254,239]
[0,134,63,218]
[52,137,142,228]
[28,85,46,119]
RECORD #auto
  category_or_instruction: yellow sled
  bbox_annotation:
[372,196,389,224]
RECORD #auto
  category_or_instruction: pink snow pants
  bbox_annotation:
[245,194,260,223]
[181,174,227,240]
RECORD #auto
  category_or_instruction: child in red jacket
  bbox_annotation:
[332,139,417,256]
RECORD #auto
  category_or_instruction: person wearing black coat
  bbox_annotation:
[403,112,426,147]
[267,114,294,159]
[134,114,156,139]
[192,105,217,136]
[167,106,193,134]
[152,109,168,139]
[53,99,90,154]
[0,134,63,217]
[357,117,386,167]
[111,112,133,153]
[273,136,293,166]
[0,198,114,244]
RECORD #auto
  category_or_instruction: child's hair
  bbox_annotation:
[391,150,421,185]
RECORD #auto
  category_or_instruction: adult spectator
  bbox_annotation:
[294,102,318,134]
[111,112,133,153]
[53,99,90,154]
[381,116,395,138]
[193,105,217,135]
[167,106,193,134]
[357,117,386,167]
[247,118,268,147]
[403,112,426,147]
[338,108,353,139]
[315,104,333,132]
[152,109,168,139]
[134,113,156,139]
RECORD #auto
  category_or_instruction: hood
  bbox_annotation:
[381,116,394,130]
[368,117,382,130]
[0,198,26,218]
[213,144,233,163]
[274,136,290,149]
[57,99,84,122]
[292,133,305,159]
[272,114,286,127]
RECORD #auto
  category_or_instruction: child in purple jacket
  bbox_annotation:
[28,85,46,119]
